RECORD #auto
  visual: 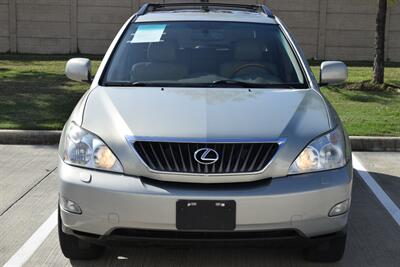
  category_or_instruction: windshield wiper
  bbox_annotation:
[103,80,306,89]
[131,82,152,86]
[211,80,306,89]
[102,81,156,87]
[102,82,133,86]
[211,79,262,88]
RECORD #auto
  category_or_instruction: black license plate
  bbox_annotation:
[176,200,236,230]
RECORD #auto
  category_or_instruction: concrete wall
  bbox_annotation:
[0,0,399,61]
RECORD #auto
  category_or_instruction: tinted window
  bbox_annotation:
[103,21,307,88]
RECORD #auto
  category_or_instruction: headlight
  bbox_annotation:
[63,122,123,172]
[288,127,347,174]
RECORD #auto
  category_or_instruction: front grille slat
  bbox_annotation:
[248,144,264,171]
[159,143,172,171]
[187,143,194,173]
[167,143,178,171]
[133,141,279,174]
[195,144,201,173]
[177,144,186,172]
[211,144,217,173]
[233,144,244,173]
[225,144,235,173]
[148,142,165,171]
[256,144,275,170]
[136,142,156,169]
[240,143,254,172]
[218,144,226,173]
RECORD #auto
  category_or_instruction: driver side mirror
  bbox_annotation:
[319,61,348,86]
[65,58,92,83]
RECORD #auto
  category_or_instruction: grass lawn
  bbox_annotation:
[0,56,100,130]
[311,66,400,136]
[0,55,399,136]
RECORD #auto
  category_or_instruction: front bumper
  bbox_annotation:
[59,159,352,239]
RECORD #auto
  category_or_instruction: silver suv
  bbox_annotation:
[59,2,352,262]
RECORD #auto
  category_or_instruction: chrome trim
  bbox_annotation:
[125,136,287,176]
[127,136,286,144]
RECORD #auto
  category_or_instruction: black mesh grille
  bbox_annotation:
[133,142,279,174]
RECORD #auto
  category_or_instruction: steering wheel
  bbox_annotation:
[230,63,273,79]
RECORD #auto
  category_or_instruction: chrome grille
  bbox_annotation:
[133,141,279,174]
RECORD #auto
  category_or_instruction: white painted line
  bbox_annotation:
[3,209,58,267]
[353,155,400,226]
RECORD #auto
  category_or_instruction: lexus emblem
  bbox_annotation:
[194,148,219,165]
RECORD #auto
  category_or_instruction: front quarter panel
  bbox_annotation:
[58,89,92,156]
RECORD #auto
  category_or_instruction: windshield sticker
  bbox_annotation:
[129,24,166,43]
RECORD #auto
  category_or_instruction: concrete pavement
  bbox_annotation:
[0,145,399,266]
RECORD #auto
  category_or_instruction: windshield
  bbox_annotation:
[102,21,307,88]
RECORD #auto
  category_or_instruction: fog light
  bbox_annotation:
[60,196,82,214]
[329,200,349,217]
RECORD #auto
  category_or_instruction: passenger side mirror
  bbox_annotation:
[65,58,92,83]
[319,61,348,86]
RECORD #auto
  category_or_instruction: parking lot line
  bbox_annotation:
[353,155,400,226]
[3,209,58,267]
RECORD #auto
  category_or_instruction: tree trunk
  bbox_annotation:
[373,0,387,84]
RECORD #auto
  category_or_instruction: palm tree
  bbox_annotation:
[373,0,386,84]
[373,0,397,84]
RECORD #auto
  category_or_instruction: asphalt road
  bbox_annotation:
[0,145,399,267]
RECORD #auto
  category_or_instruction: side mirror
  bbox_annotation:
[319,61,348,86]
[65,58,92,83]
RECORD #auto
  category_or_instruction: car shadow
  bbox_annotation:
[324,85,397,105]
[70,246,307,267]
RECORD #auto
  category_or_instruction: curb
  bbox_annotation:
[0,130,61,145]
[349,136,400,152]
[0,130,399,152]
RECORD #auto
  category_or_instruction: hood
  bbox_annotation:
[82,87,331,182]
[83,87,330,139]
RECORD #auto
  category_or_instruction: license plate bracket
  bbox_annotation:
[176,200,236,230]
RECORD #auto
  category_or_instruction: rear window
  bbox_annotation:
[102,21,307,88]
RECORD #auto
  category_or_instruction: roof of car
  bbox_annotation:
[135,9,277,24]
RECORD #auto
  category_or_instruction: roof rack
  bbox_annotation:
[136,2,274,18]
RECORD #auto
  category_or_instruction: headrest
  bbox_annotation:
[147,42,176,62]
[234,40,263,61]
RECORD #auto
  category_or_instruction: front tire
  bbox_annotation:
[58,208,105,260]
[303,231,347,262]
